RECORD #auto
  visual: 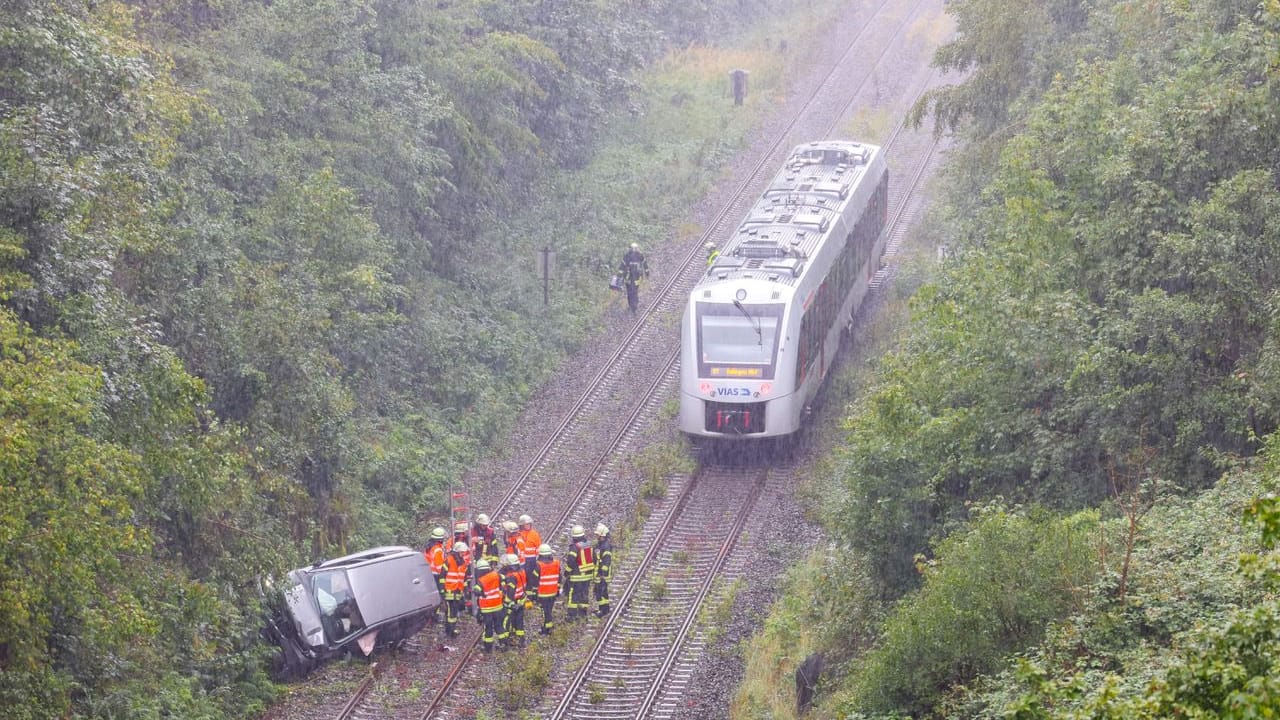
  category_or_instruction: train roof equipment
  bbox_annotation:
[701,140,880,290]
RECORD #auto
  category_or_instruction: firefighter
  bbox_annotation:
[472,513,500,569]
[424,527,447,620]
[529,544,561,634]
[593,523,614,618]
[618,243,649,313]
[500,553,527,647]
[473,558,504,652]
[451,521,471,563]
[442,541,471,638]
[563,525,596,620]
[502,520,526,565]
[519,514,542,594]
[705,241,719,266]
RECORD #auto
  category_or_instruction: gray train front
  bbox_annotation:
[680,141,889,439]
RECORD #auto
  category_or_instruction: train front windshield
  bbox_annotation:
[696,302,784,380]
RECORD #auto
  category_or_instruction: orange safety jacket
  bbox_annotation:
[451,535,472,564]
[476,569,503,612]
[502,568,526,603]
[511,568,526,601]
[521,528,541,562]
[537,558,561,597]
[505,535,527,563]
[444,554,469,595]
[425,542,445,577]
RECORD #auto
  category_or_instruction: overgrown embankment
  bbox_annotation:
[735,1,1280,717]
[0,0,843,716]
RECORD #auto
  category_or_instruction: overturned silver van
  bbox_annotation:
[261,545,440,678]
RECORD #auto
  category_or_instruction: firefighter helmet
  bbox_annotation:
[476,513,490,526]
[538,544,552,556]
[595,523,610,537]
[571,525,586,539]
[629,242,638,250]
[454,521,467,534]
[503,520,518,533]
[430,526,446,541]
[705,241,716,250]
[504,553,519,567]
[476,558,490,571]
[452,541,468,553]
[518,514,532,526]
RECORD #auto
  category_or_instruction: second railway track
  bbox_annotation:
[263,2,957,719]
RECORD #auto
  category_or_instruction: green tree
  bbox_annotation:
[0,308,149,716]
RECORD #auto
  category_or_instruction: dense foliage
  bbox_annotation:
[843,0,1280,599]
[0,0,809,715]
[735,0,1280,718]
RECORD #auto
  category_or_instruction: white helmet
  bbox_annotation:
[595,523,610,537]
[476,513,490,526]
[629,242,638,250]
[705,241,716,250]
[518,514,532,526]
[571,525,586,539]
[430,526,446,540]
[503,520,518,533]
[476,558,491,571]
[537,544,552,556]
[454,521,468,533]
[452,541,468,553]
[504,553,519,566]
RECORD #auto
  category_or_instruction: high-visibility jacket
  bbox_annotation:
[594,538,613,582]
[505,534,527,563]
[475,570,503,613]
[566,541,596,582]
[502,568,526,603]
[536,558,561,597]
[473,529,500,562]
[425,541,445,577]
[444,554,469,595]
[451,535,472,564]
[521,528,542,562]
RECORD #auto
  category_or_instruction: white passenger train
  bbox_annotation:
[679,140,889,439]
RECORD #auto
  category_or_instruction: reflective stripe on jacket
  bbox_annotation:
[476,570,503,612]
[569,543,596,581]
[444,554,469,593]
[595,540,613,582]
[537,558,561,597]
[502,568,526,603]
[522,529,542,561]
[425,542,445,576]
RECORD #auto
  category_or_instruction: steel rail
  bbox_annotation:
[326,1,937,717]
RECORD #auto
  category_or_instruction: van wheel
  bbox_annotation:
[273,635,313,680]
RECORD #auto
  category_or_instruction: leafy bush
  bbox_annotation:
[846,506,1100,717]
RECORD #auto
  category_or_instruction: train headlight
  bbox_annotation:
[735,288,748,302]
[699,381,712,395]
[760,383,773,396]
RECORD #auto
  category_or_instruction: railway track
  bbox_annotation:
[533,4,957,715]
[548,465,776,719]
[261,2,956,719]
